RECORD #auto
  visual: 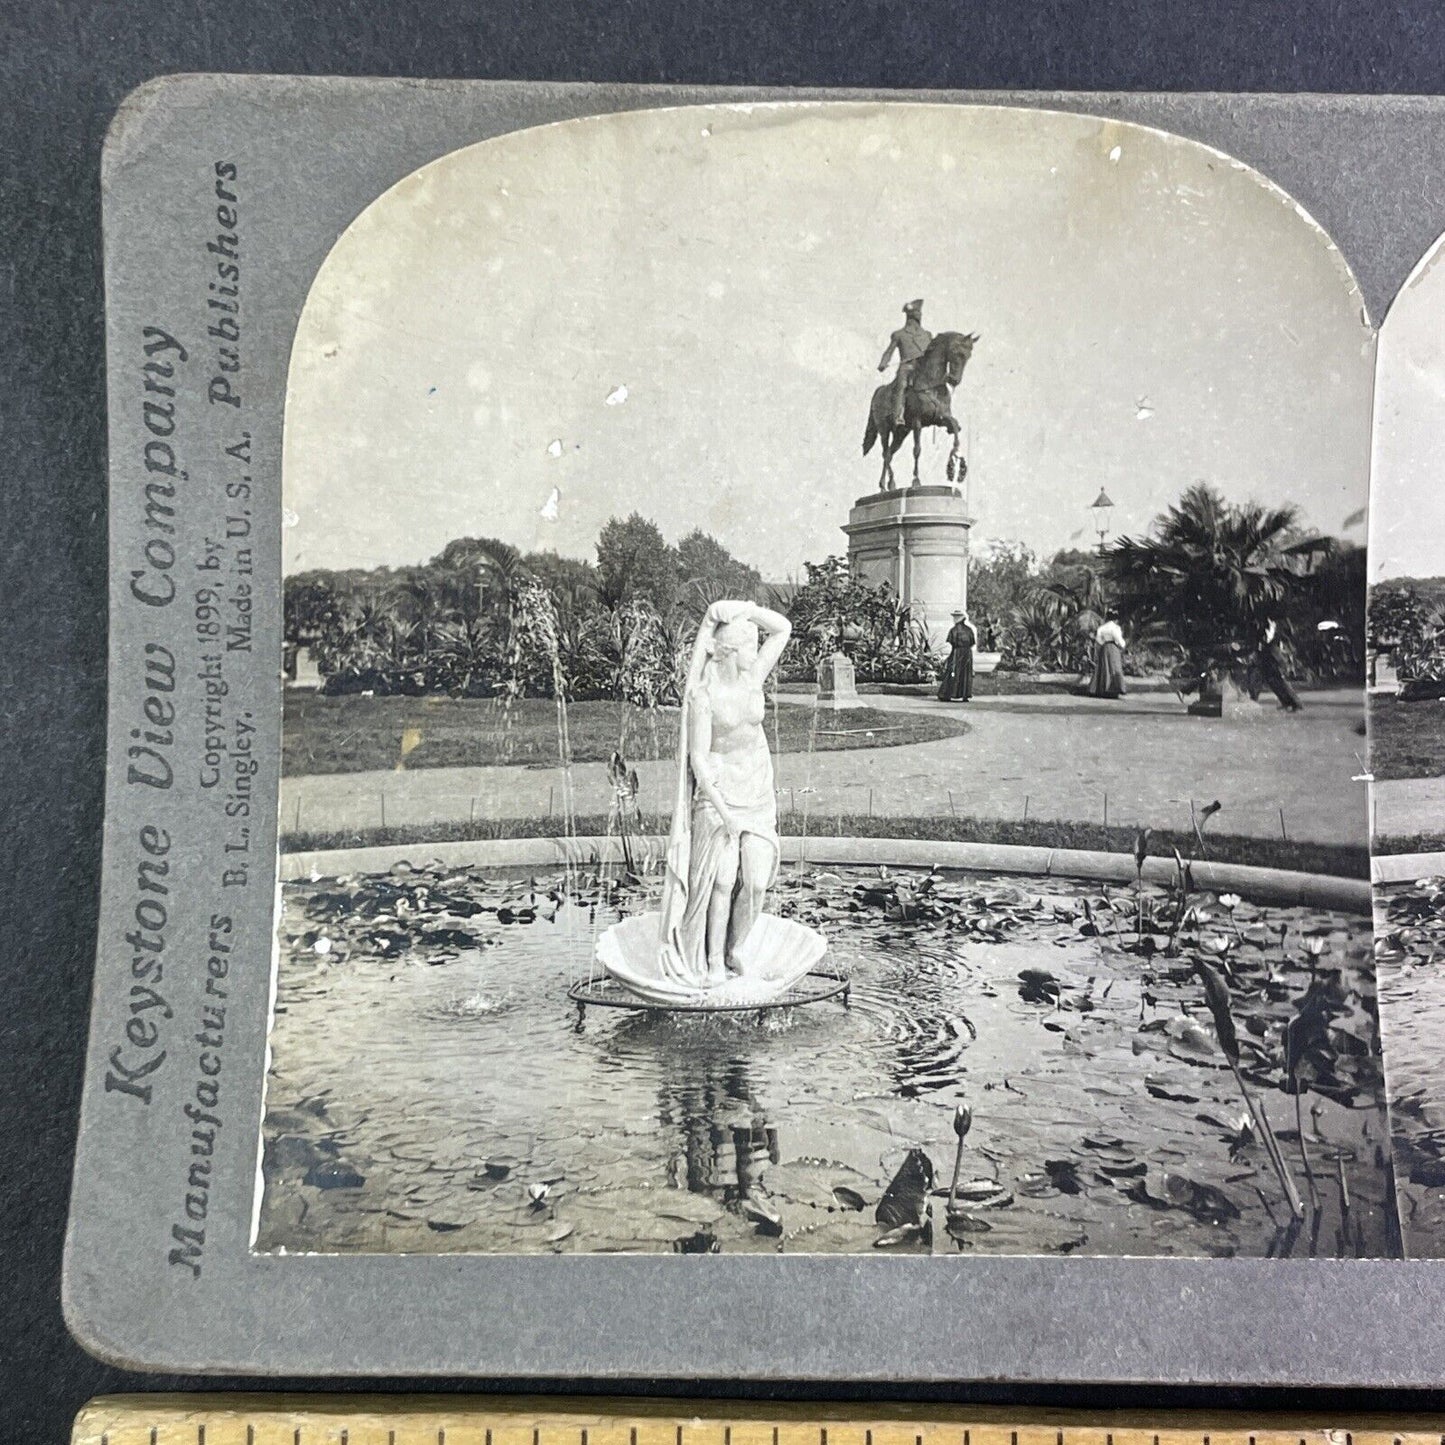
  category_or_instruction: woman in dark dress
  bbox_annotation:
[938,610,976,702]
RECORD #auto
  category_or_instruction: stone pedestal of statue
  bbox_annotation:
[815,651,860,712]
[1187,686,1225,718]
[842,485,971,644]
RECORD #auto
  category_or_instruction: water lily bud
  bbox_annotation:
[1303,936,1328,957]
[953,1104,973,1139]
[1219,893,1241,911]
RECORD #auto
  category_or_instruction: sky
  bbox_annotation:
[1371,236,1445,582]
[283,101,1373,581]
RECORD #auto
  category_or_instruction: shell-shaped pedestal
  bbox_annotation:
[596,911,827,1008]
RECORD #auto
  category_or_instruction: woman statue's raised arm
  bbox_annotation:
[734,600,792,677]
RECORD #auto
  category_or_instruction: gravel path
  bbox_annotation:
[281,686,1368,846]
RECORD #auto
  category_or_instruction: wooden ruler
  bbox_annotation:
[70,1397,1445,1445]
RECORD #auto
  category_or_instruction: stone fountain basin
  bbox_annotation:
[596,911,827,1007]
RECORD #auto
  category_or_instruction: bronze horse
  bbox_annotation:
[862,330,978,490]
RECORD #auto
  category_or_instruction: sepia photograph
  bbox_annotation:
[256,101,1389,1261]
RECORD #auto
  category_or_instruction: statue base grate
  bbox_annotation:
[567,970,850,1022]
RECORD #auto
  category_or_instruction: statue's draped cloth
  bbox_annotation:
[656,725,779,992]
[596,639,820,1006]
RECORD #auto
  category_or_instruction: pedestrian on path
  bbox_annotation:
[1249,617,1303,711]
[937,609,976,702]
[1087,612,1128,698]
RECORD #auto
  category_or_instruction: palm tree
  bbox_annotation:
[387,570,454,660]
[1104,483,1316,688]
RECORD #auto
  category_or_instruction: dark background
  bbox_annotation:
[5,3,1445,1441]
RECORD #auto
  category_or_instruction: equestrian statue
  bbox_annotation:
[863,298,978,491]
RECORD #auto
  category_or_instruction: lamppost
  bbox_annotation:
[1089,488,1116,553]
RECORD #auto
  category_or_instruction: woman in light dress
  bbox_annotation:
[658,599,793,988]
[1088,610,1127,698]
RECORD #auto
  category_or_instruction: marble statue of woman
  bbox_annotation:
[658,599,793,987]
[595,599,826,1006]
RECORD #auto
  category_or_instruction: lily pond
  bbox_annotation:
[1375,877,1445,1256]
[256,861,1397,1258]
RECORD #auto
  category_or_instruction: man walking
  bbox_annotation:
[1250,617,1303,711]
[878,299,932,427]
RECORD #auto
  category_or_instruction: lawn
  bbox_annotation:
[1369,695,1445,781]
[283,693,969,777]
[281,809,1367,878]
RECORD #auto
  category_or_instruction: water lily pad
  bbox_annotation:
[944,1210,993,1235]
[303,1160,365,1190]
[875,1148,934,1228]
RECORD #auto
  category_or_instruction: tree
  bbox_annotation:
[966,541,1038,637]
[1103,483,1315,681]
[596,513,680,614]
[1369,582,1431,651]
[283,571,343,647]
[1286,542,1365,682]
[783,555,937,684]
[675,529,762,617]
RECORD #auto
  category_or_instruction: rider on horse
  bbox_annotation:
[877,299,933,427]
